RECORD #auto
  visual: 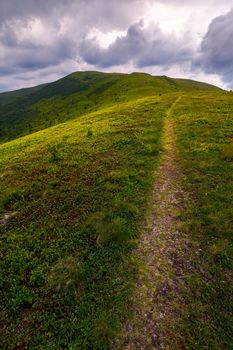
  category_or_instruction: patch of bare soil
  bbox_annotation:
[0,211,17,226]
[113,97,198,349]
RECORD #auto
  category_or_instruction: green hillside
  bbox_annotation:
[0,72,232,349]
[0,71,221,144]
[1,94,171,349]
[172,92,233,348]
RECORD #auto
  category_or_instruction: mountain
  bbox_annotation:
[0,71,232,350]
[0,71,221,143]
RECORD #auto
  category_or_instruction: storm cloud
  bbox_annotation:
[198,8,233,85]
[0,1,144,83]
[79,22,192,68]
[0,18,77,76]
[0,0,232,91]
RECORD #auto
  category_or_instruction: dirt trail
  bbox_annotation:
[114,96,195,349]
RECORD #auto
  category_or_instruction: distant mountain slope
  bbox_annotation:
[0,83,48,106]
[0,71,222,143]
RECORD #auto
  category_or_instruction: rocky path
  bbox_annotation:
[114,96,195,349]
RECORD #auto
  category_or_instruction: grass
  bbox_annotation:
[0,71,231,349]
[172,91,233,349]
[0,71,221,144]
[0,95,175,349]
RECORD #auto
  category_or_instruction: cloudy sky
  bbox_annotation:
[0,0,233,92]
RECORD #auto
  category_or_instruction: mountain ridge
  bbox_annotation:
[0,71,223,144]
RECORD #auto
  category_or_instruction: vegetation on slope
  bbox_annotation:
[173,91,233,349]
[0,71,231,349]
[0,71,221,144]
[0,94,177,349]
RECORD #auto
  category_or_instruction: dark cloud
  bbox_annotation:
[0,66,21,76]
[0,0,144,82]
[0,22,19,47]
[0,21,76,76]
[16,39,76,69]
[79,22,192,68]
[0,0,232,91]
[0,0,69,23]
[0,0,143,32]
[197,8,233,86]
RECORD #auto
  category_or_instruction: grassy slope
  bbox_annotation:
[173,91,233,349]
[0,71,221,144]
[0,84,48,106]
[0,71,231,349]
[0,94,178,349]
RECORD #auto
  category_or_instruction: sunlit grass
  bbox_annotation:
[0,72,231,349]
[0,95,171,349]
[173,91,233,349]
[0,72,221,144]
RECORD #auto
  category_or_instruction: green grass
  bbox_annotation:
[0,95,176,349]
[0,71,221,144]
[0,71,231,349]
[172,91,233,349]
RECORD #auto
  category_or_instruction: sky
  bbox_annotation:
[0,0,233,92]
